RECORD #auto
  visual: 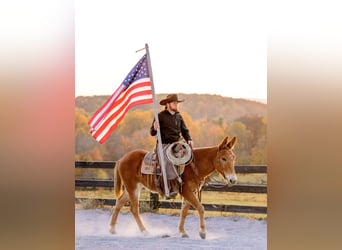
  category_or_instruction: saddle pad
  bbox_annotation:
[141,152,159,175]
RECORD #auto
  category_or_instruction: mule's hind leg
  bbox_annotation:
[178,199,191,238]
[127,185,148,234]
[109,190,130,234]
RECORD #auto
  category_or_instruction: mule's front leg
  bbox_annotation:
[182,191,206,239]
[197,203,206,239]
[178,199,191,238]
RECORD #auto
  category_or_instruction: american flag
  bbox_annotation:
[89,54,153,143]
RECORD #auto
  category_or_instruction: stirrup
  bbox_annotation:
[166,191,178,199]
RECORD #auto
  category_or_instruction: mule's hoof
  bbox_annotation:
[199,232,206,239]
[142,230,149,236]
[181,233,189,238]
[109,227,116,234]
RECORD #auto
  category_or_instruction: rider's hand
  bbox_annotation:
[153,121,160,130]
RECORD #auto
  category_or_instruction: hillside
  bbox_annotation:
[75,93,267,163]
[75,93,266,123]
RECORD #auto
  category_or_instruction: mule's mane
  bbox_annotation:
[193,145,218,151]
[192,145,220,180]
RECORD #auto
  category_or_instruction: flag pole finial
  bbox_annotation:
[135,47,145,53]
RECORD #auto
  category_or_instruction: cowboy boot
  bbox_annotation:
[167,179,179,199]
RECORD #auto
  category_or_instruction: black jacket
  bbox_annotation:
[150,110,191,144]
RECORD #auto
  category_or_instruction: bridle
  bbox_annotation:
[193,147,235,202]
[216,148,235,182]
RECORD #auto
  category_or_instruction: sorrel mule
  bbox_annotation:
[109,136,237,239]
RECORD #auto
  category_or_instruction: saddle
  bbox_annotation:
[141,141,193,179]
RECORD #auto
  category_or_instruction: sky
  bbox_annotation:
[75,0,267,101]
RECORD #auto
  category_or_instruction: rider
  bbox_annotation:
[150,94,193,198]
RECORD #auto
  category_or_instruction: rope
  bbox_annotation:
[165,141,192,165]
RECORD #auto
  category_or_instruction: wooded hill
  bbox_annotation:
[75,94,267,165]
[76,93,266,124]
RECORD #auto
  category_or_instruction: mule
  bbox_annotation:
[109,136,237,239]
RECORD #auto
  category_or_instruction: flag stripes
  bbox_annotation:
[88,84,126,131]
[91,78,152,143]
[89,53,153,144]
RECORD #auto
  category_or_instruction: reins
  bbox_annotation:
[188,154,203,201]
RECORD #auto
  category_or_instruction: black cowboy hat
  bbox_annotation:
[159,94,184,105]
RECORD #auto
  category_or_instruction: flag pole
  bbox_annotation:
[145,43,170,198]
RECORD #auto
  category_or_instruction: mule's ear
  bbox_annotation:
[227,136,237,149]
[219,136,229,150]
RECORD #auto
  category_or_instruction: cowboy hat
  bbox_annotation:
[159,94,184,105]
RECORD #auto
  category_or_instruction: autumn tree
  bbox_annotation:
[224,121,253,164]
[75,108,103,160]
[75,95,267,165]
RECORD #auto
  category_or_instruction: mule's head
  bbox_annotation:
[216,136,237,187]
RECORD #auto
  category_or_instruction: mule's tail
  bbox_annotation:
[114,160,123,198]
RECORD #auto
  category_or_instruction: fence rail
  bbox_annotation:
[75,161,267,214]
[75,161,267,173]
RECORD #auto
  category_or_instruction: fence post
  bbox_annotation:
[150,192,159,211]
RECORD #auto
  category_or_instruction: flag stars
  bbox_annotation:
[122,55,149,86]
